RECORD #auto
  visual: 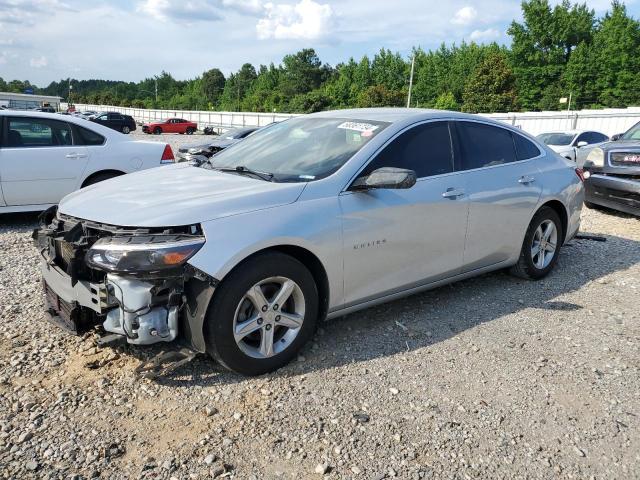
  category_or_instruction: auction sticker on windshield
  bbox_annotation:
[337,121,380,133]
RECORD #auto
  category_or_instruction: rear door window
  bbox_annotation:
[7,117,73,148]
[362,121,454,178]
[455,121,517,170]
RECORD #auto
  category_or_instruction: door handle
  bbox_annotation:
[518,175,536,184]
[65,153,78,159]
[442,188,465,199]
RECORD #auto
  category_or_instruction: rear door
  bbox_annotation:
[340,120,469,305]
[453,121,543,271]
[0,116,89,205]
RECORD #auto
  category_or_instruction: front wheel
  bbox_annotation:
[204,252,319,375]
[121,125,130,134]
[510,207,563,280]
[186,127,195,135]
[153,127,162,135]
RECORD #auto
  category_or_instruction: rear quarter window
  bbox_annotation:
[72,124,106,146]
[512,132,541,160]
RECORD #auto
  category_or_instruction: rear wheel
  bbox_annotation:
[204,252,318,376]
[510,207,563,280]
[83,171,122,187]
[153,127,162,135]
[121,125,130,134]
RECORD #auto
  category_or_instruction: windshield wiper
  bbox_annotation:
[213,166,274,182]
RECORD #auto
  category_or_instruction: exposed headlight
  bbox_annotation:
[585,148,605,168]
[86,235,205,273]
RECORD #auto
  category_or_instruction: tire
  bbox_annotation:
[204,252,319,376]
[186,127,195,135]
[121,125,130,134]
[510,206,563,280]
[153,127,162,135]
[83,171,122,187]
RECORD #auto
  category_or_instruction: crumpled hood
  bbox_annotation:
[59,163,306,227]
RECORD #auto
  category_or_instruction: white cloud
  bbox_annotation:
[221,0,264,15]
[470,28,500,41]
[0,0,72,26]
[29,55,48,67]
[256,0,333,40]
[137,0,222,22]
[451,5,477,26]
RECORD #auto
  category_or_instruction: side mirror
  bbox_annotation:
[576,141,588,148]
[351,167,417,191]
[611,133,623,141]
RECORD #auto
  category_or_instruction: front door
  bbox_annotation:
[339,121,469,306]
[0,116,89,205]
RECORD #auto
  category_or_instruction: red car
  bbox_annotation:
[143,118,198,135]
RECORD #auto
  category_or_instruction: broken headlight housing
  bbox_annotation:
[585,147,605,168]
[86,235,205,273]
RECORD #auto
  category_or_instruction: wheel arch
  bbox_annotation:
[213,244,330,323]
[81,169,126,188]
[537,199,569,244]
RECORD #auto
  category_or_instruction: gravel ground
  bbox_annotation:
[1,207,639,480]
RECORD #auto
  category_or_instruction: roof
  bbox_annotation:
[308,107,501,124]
[0,91,62,101]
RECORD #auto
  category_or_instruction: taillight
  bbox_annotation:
[161,144,174,164]
[575,168,589,182]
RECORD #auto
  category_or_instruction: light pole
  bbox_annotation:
[407,54,415,109]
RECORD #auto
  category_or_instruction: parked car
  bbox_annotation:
[34,109,584,376]
[537,130,609,161]
[90,112,137,134]
[176,126,260,162]
[0,111,175,213]
[142,118,197,135]
[577,120,640,216]
[35,106,56,113]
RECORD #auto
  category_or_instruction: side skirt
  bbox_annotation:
[327,260,513,320]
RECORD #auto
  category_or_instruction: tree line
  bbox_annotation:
[2,1,639,114]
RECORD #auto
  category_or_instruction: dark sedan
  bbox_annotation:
[90,112,137,134]
[176,126,260,161]
[578,121,640,216]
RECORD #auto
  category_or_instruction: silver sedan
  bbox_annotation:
[36,109,584,375]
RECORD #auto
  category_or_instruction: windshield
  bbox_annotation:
[209,117,389,182]
[621,122,640,140]
[537,132,575,146]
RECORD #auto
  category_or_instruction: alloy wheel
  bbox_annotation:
[531,219,558,269]
[232,276,305,359]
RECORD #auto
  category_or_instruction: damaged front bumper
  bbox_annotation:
[34,208,217,352]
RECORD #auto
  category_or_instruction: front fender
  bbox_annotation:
[187,197,344,310]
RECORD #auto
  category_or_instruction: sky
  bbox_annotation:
[0,0,638,86]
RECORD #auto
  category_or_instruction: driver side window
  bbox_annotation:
[361,121,454,178]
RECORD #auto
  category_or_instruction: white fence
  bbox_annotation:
[483,108,640,137]
[66,104,298,130]
[65,103,640,137]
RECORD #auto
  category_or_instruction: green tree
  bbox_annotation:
[201,68,226,106]
[462,52,518,113]
[508,0,595,110]
[434,92,459,110]
[356,85,405,107]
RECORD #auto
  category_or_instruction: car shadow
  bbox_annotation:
[148,230,640,388]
